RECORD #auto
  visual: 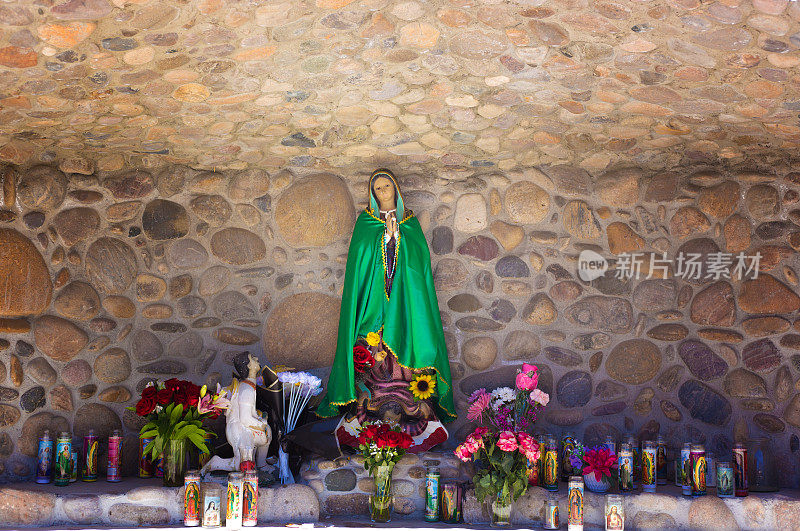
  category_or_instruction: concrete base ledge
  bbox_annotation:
[0,480,319,528]
[3,473,800,529]
[463,484,800,530]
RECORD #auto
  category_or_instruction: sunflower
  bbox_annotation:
[365,332,381,347]
[409,374,436,400]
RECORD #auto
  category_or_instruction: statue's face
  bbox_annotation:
[247,355,260,377]
[372,176,395,209]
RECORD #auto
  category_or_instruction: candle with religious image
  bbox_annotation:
[733,443,748,497]
[605,494,624,531]
[681,443,692,496]
[618,443,633,492]
[656,436,667,485]
[690,444,707,497]
[537,434,547,486]
[543,435,559,492]
[36,430,53,484]
[242,470,259,527]
[641,441,656,493]
[54,432,72,487]
[226,472,244,530]
[107,429,122,482]
[567,476,584,531]
[184,470,201,527]
[543,493,560,530]
[717,461,734,498]
[561,432,577,482]
[202,483,223,529]
[82,430,98,482]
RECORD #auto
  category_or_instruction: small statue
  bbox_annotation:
[318,169,455,452]
[201,354,272,474]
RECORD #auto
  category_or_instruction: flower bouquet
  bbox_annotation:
[356,422,413,522]
[569,444,618,493]
[276,370,323,484]
[455,364,549,526]
[129,379,229,486]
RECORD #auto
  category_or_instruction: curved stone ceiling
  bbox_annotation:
[0,0,799,174]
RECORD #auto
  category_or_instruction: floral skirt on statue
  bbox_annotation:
[336,350,447,452]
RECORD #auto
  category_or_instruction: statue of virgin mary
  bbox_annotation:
[317,169,455,451]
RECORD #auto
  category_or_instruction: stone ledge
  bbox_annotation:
[0,480,319,528]
[464,484,800,530]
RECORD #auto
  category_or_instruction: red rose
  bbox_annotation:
[353,345,375,373]
[141,386,157,400]
[174,387,190,408]
[385,430,405,448]
[358,424,378,445]
[183,382,200,407]
[375,431,389,448]
[164,378,182,392]
[135,395,156,416]
[156,388,173,405]
[398,432,413,449]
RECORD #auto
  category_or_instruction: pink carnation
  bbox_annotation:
[515,363,539,391]
[497,431,518,452]
[517,432,540,462]
[471,427,488,439]
[530,388,550,407]
[454,444,472,462]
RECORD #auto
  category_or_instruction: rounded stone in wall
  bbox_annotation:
[678,379,732,426]
[678,339,728,381]
[564,296,633,334]
[190,194,232,226]
[73,403,121,442]
[136,273,167,302]
[33,315,88,362]
[462,336,497,370]
[522,293,556,325]
[0,228,53,317]
[504,181,550,224]
[723,368,767,399]
[94,347,131,384]
[745,184,779,220]
[212,291,256,321]
[632,279,677,313]
[103,170,155,200]
[17,165,67,210]
[228,168,270,202]
[102,295,136,319]
[275,173,355,247]
[19,412,69,456]
[85,237,138,294]
[690,281,736,326]
[433,259,469,292]
[178,295,207,318]
[169,331,203,358]
[210,228,266,265]
[199,266,231,296]
[447,294,481,313]
[607,339,661,384]
[556,371,592,408]
[131,330,164,361]
[62,359,92,386]
[502,330,540,360]
[264,292,340,370]
[739,274,800,314]
[142,199,189,240]
[53,207,101,247]
[166,238,208,269]
[54,281,100,321]
[453,193,487,233]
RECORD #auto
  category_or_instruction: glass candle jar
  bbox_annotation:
[605,494,624,531]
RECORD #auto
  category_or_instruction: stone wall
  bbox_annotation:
[2,163,800,487]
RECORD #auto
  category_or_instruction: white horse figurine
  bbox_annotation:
[201,354,272,475]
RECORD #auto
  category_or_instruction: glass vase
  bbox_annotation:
[370,463,394,523]
[487,494,513,527]
[162,438,187,487]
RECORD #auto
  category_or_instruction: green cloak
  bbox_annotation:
[317,172,456,423]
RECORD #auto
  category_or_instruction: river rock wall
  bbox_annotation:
[1,163,800,487]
